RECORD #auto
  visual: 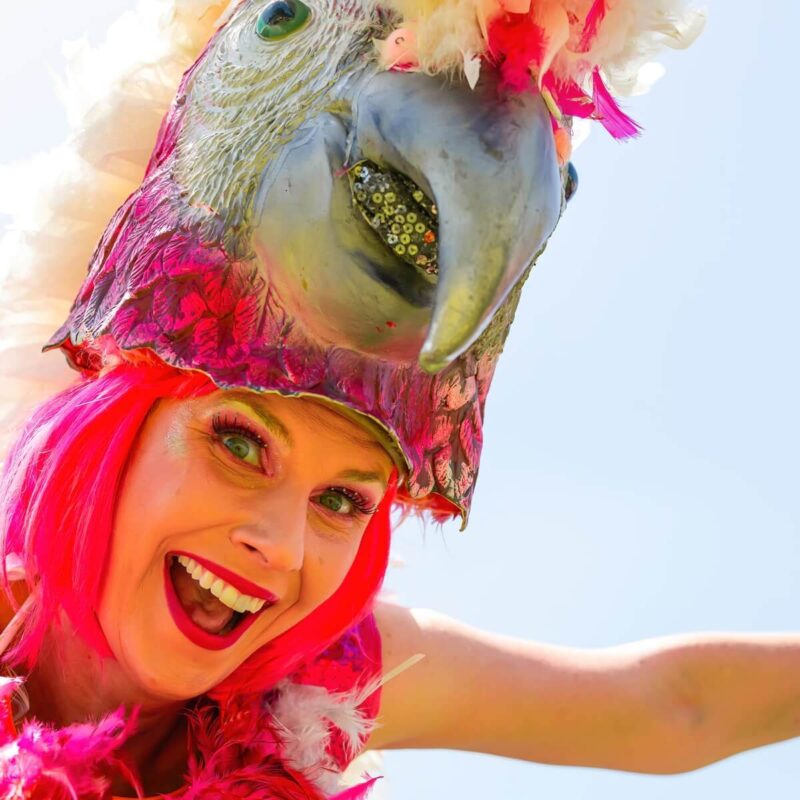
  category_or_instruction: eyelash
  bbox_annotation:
[211,412,268,451]
[324,486,378,516]
[210,412,378,516]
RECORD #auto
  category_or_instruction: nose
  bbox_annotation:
[228,490,306,572]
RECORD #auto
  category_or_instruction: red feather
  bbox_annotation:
[487,13,546,91]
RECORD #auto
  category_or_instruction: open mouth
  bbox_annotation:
[348,160,439,277]
[164,553,278,651]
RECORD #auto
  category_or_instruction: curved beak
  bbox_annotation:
[354,71,562,373]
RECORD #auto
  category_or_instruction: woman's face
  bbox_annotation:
[99,390,393,700]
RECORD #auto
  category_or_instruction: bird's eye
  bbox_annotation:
[565,161,578,204]
[256,0,311,40]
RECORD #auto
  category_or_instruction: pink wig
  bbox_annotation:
[0,351,394,699]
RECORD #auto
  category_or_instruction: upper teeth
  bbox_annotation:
[176,555,269,614]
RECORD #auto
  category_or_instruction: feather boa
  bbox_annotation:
[0,675,382,800]
[0,677,140,799]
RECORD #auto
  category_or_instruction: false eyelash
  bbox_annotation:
[327,486,378,515]
[211,412,268,450]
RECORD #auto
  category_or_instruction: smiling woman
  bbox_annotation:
[0,354,397,796]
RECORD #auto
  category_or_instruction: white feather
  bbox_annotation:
[270,655,423,793]
[378,0,705,102]
[0,0,233,457]
[270,680,381,794]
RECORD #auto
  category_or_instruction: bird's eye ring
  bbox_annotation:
[565,161,578,204]
[256,0,311,40]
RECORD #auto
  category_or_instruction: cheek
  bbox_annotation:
[302,535,362,606]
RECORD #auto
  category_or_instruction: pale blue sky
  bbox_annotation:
[2,2,799,798]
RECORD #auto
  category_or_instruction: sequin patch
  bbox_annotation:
[348,160,438,276]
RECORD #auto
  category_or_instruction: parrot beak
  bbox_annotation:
[354,71,562,373]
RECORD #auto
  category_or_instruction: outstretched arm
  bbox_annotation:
[369,602,800,773]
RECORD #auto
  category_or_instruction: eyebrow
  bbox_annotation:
[220,393,391,480]
[223,392,292,446]
[334,469,388,485]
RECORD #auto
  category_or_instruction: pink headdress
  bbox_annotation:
[1,0,703,525]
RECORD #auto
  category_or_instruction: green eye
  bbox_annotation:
[256,0,311,40]
[318,490,351,515]
[222,434,260,466]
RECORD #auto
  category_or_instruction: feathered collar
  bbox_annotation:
[0,616,385,800]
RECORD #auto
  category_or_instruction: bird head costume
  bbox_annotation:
[3,0,705,524]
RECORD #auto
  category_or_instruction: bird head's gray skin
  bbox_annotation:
[49,0,570,521]
[258,68,562,372]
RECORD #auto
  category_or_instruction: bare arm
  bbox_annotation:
[368,602,800,773]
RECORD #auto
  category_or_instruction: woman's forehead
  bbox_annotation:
[205,389,392,458]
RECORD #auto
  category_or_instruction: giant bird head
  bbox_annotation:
[48,0,702,523]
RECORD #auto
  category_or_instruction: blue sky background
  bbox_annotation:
[2,2,799,798]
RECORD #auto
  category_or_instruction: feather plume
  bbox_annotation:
[378,0,705,137]
[591,67,641,139]
[330,776,382,800]
[270,679,381,795]
[0,1,233,457]
[577,0,607,52]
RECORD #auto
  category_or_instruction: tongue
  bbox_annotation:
[171,562,235,635]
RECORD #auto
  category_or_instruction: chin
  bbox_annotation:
[102,608,229,702]
[122,641,228,701]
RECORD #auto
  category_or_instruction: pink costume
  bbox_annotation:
[0,0,703,796]
[0,617,382,798]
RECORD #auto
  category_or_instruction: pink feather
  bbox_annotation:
[175,696,327,800]
[591,68,642,140]
[329,776,382,800]
[577,0,607,52]
[0,707,139,800]
[542,73,595,118]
